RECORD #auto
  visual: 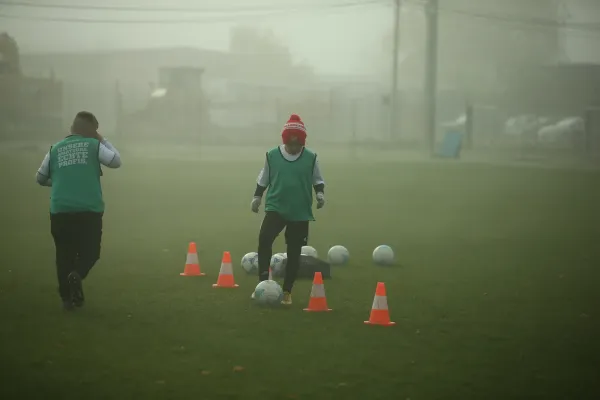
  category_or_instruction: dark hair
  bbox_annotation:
[75,111,98,126]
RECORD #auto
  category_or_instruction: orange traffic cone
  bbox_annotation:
[364,282,395,326]
[180,242,205,276]
[212,251,239,288]
[303,272,332,312]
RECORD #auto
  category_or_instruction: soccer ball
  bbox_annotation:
[251,254,260,271]
[270,253,286,277]
[327,245,349,265]
[301,245,318,258]
[373,245,394,266]
[241,252,258,274]
[253,280,284,306]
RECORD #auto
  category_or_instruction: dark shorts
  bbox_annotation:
[50,211,103,299]
[259,211,308,246]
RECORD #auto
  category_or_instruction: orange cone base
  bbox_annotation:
[180,272,206,276]
[180,264,205,276]
[303,298,332,312]
[364,320,396,326]
[212,283,239,288]
[364,307,395,325]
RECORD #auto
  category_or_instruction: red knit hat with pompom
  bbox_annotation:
[281,114,307,145]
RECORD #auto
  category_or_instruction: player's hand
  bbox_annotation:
[316,192,325,209]
[251,196,262,213]
[95,132,105,142]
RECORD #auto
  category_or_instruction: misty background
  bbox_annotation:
[2,4,600,398]
[1,0,600,163]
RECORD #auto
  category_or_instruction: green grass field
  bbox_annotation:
[1,148,599,399]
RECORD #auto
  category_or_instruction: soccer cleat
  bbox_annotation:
[281,291,292,305]
[68,271,85,307]
[62,300,75,311]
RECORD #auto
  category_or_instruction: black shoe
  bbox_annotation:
[67,272,84,307]
[62,300,75,311]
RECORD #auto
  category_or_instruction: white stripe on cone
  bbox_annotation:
[186,252,199,265]
[371,295,389,310]
[219,262,233,275]
[310,284,326,298]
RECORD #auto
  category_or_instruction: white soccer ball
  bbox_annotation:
[253,280,284,306]
[270,253,286,277]
[327,245,350,265]
[301,246,318,258]
[373,245,394,266]
[241,252,258,274]
[251,255,260,271]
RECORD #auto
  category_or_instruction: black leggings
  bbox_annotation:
[50,212,103,300]
[257,211,308,293]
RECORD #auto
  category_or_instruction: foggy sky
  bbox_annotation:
[1,0,598,77]
[0,0,392,76]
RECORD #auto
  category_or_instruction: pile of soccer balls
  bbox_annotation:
[242,244,395,306]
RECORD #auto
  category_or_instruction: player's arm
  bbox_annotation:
[313,156,325,209]
[251,154,269,213]
[97,134,122,169]
[255,156,270,195]
[313,157,325,194]
[36,151,52,187]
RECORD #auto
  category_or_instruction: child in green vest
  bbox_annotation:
[36,111,122,310]
[250,114,326,305]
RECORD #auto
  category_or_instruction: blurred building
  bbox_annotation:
[559,0,600,64]
[19,47,319,135]
[396,0,561,94]
[378,0,563,139]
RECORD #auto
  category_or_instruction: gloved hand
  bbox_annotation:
[316,192,325,209]
[251,196,262,213]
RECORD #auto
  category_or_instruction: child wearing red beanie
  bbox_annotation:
[250,114,326,305]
